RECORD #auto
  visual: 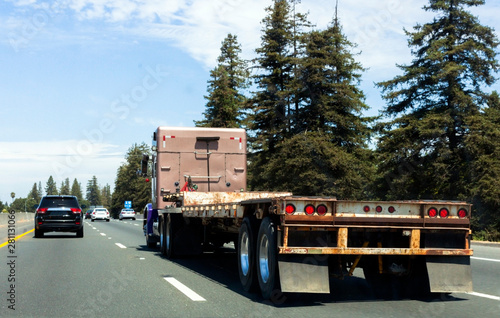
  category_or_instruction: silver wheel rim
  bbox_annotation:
[259,235,269,283]
[240,231,250,276]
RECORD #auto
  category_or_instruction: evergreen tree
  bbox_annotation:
[247,0,310,190]
[29,182,42,203]
[59,178,70,195]
[110,143,151,218]
[71,178,83,201]
[86,176,102,206]
[466,91,500,237]
[45,176,58,195]
[101,184,112,207]
[375,0,498,200]
[196,34,249,128]
[38,181,43,198]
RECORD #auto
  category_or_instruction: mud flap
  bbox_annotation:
[426,256,472,293]
[278,255,330,293]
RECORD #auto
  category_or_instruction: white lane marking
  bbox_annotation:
[115,243,127,249]
[100,233,106,236]
[134,224,139,226]
[108,237,112,240]
[471,256,500,263]
[163,277,206,301]
[467,291,500,301]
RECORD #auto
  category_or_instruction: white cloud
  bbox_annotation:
[0,140,125,202]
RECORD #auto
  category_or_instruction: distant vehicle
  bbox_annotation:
[85,209,93,219]
[91,208,110,222]
[119,208,136,220]
[34,195,84,238]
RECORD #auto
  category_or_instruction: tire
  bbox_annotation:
[34,229,43,238]
[160,217,167,256]
[164,214,178,259]
[91,219,94,222]
[256,217,280,299]
[76,227,84,238]
[106,219,110,222]
[238,217,258,292]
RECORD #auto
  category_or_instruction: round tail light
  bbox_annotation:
[428,207,438,218]
[305,205,315,215]
[317,204,328,216]
[363,206,370,213]
[285,204,296,215]
[439,208,449,218]
[458,208,468,218]
[388,206,395,213]
[375,206,383,213]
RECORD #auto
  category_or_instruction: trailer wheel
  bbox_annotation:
[165,214,177,258]
[238,217,257,292]
[160,218,167,256]
[256,217,279,299]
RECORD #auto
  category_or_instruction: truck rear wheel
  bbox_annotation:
[256,217,279,299]
[165,214,178,259]
[160,218,167,256]
[238,217,257,292]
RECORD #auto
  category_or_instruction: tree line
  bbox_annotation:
[2,176,112,214]
[195,0,500,240]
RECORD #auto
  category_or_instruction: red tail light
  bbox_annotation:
[439,208,449,218]
[458,208,468,218]
[36,207,48,213]
[285,204,296,215]
[375,206,383,213]
[71,208,82,214]
[363,206,370,213]
[305,205,315,215]
[388,206,395,213]
[317,204,327,216]
[428,207,438,218]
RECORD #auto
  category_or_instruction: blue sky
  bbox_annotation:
[1,0,499,206]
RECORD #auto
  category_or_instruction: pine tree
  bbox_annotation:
[466,91,500,237]
[196,34,249,128]
[45,176,58,195]
[247,0,311,190]
[59,178,70,195]
[86,176,102,206]
[111,143,151,217]
[71,178,83,201]
[375,0,499,200]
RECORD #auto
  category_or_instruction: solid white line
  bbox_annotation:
[471,256,500,263]
[467,291,500,301]
[163,277,206,301]
[115,243,127,249]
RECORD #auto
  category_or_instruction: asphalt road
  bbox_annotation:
[1,218,500,318]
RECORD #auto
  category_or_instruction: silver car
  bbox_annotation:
[91,208,110,222]
[119,208,136,220]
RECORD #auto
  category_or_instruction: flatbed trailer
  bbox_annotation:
[142,127,472,299]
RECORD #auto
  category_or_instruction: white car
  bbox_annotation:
[91,208,110,222]
[119,208,136,220]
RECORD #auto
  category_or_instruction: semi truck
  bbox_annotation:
[142,126,473,300]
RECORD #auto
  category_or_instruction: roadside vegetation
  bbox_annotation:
[2,1,499,240]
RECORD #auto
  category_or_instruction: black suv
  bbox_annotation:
[34,195,84,238]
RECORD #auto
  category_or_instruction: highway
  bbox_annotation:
[1,217,500,317]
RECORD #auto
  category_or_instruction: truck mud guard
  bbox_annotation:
[426,256,472,293]
[278,255,330,293]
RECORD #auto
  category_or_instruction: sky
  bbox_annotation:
[1,0,499,206]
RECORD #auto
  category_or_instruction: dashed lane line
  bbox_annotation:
[163,277,206,301]
[100,233,106,236]
[115,243,127,249]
